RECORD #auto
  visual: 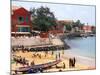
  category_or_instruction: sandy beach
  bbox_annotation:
[11,49,95,74]
[11,36,95,75]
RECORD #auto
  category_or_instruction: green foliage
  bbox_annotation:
[91,26,96,34]
[30,6,57,32]
[72,20,84,28]
[65,24,72,31]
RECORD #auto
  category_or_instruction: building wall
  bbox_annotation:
[11,7,32,32]
[83,26,92,33]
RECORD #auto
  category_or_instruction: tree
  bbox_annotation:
[65,24,72,31]
[91,26,96,34]
[30,6,57,32]
[72,20,84,28]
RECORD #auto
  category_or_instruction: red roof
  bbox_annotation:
[12,6,31,25]
[12,7,30,15]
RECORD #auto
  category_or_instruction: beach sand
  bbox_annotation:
[11,50,95,74]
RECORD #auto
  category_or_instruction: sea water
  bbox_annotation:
[64,37,96,67]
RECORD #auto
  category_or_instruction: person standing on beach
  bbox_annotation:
[56,54,58,60]
[52,51,54,55]
[69,58,71,68]
[70,57,76,68]
[59,52,60,59]
[31,60,35,66]
[15,70,17,75]
[73,57,76,68]
[69,58,74,68]
[63,62,66,69]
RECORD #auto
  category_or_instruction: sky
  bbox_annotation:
[12,1,96,26]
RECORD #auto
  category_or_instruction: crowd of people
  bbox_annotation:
[13,55,29,66]
[32,53,42,59]
[12,44,65,53]
[12,44,77,75]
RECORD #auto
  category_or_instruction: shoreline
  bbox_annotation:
[63,50,95,68]
[59,35,95,68]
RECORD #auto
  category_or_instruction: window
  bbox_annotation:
[17,27,30,32]
[18,16,24,23]
[18,27,21,32]
[26,16,29,22]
